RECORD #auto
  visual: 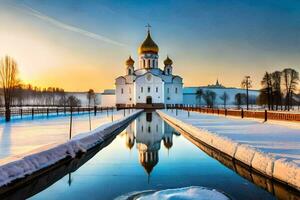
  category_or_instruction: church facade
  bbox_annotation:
[115,29,183,108]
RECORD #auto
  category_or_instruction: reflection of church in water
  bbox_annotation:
[124,112,180,175]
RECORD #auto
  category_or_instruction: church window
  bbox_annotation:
[167,88,170,94]
[175,87,178,94]
[128,69,131,75]
[167,68,170,75]
[156,87,158,92]
[141,87,143,93]
[129,98,132,101]
[141,126,143,132]
[143,60,145,68]
[148,87,151,93]
[121,88,124,94]
[152,60,155,68]
[148,126,151,133]
[148,59,150,68]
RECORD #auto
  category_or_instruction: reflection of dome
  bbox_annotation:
[163,137,173,149]
[126,56,135,66]
[126,136,135,149]
[139,151,158,174]
[138,31,159,54]
[164,56,173,66]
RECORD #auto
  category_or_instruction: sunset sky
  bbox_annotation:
[0,0,300,92]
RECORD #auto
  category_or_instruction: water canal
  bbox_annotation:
[2,112,299,199]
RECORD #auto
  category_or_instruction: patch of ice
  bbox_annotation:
[115,187,230,200]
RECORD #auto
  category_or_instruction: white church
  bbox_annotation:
[115,28,183,108]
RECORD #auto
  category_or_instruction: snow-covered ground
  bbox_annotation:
[157,110,300,190]
[0,109,142,187]
[0,109,133,159]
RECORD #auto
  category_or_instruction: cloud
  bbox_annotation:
[20,4,125,47]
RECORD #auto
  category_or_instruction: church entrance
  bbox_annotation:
[146,96,152,104]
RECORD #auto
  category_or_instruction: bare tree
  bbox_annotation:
[87,89,95,131]
[203,90,216,108]
[271,71,282,110]
[67,95,81,107]
[282,68,299,111]
[219,92,229,109]
[235,93,246,109]
[260,72,273,110]
[87,89,95,107]
[0,56,20,121]
[241,76,252,110]
[196,88,203,106]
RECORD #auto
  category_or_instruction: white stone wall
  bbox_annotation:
[115,77,134,105]
[134,73,164,104]
[183,87,259,106]
[100,94,116,107]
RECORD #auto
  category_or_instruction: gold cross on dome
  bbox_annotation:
[145,23,151,32]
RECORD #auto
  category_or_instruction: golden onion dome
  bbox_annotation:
[125,56,134,66]
[138,31,159,54]
[164,56,173,66]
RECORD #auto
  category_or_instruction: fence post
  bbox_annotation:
[107,107,109,117]
[241,108,244,119]
[225,109,227,116]
[123,109,125,117]
[69,107,73,139]
[57,108,59,116]
[176,108,178,116]
[47,108,49,117]
[94,106,97,116]
[20,108,23,119]
[32,108,34,119]
[264,110,267,122]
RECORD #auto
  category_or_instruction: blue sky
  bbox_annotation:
[0,0,299,91]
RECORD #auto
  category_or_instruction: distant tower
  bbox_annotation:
[164,56,173,75]
[138,24,159,69]
[125,56,134,75]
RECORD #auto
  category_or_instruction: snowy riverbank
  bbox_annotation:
[0,110,142,187]
[157,110,300,190]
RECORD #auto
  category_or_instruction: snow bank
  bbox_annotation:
[157,110,300,190]
[273,159,300,189]
[0,110,142,187]
[116,186,230,200]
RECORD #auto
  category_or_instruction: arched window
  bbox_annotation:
[141,87,143,93]
[143,60,145,68]
[175,87,178,94]
[128,68,131,75]
[148,59,150,68]
[121,88,124,94]
[148,87,151,93]
[167,68,170,75]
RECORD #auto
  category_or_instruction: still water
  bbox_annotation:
[21,112,295,199]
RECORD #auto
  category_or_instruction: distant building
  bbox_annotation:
[115,28,183,108]
[183,80,259,106]
[100,89,116,107]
